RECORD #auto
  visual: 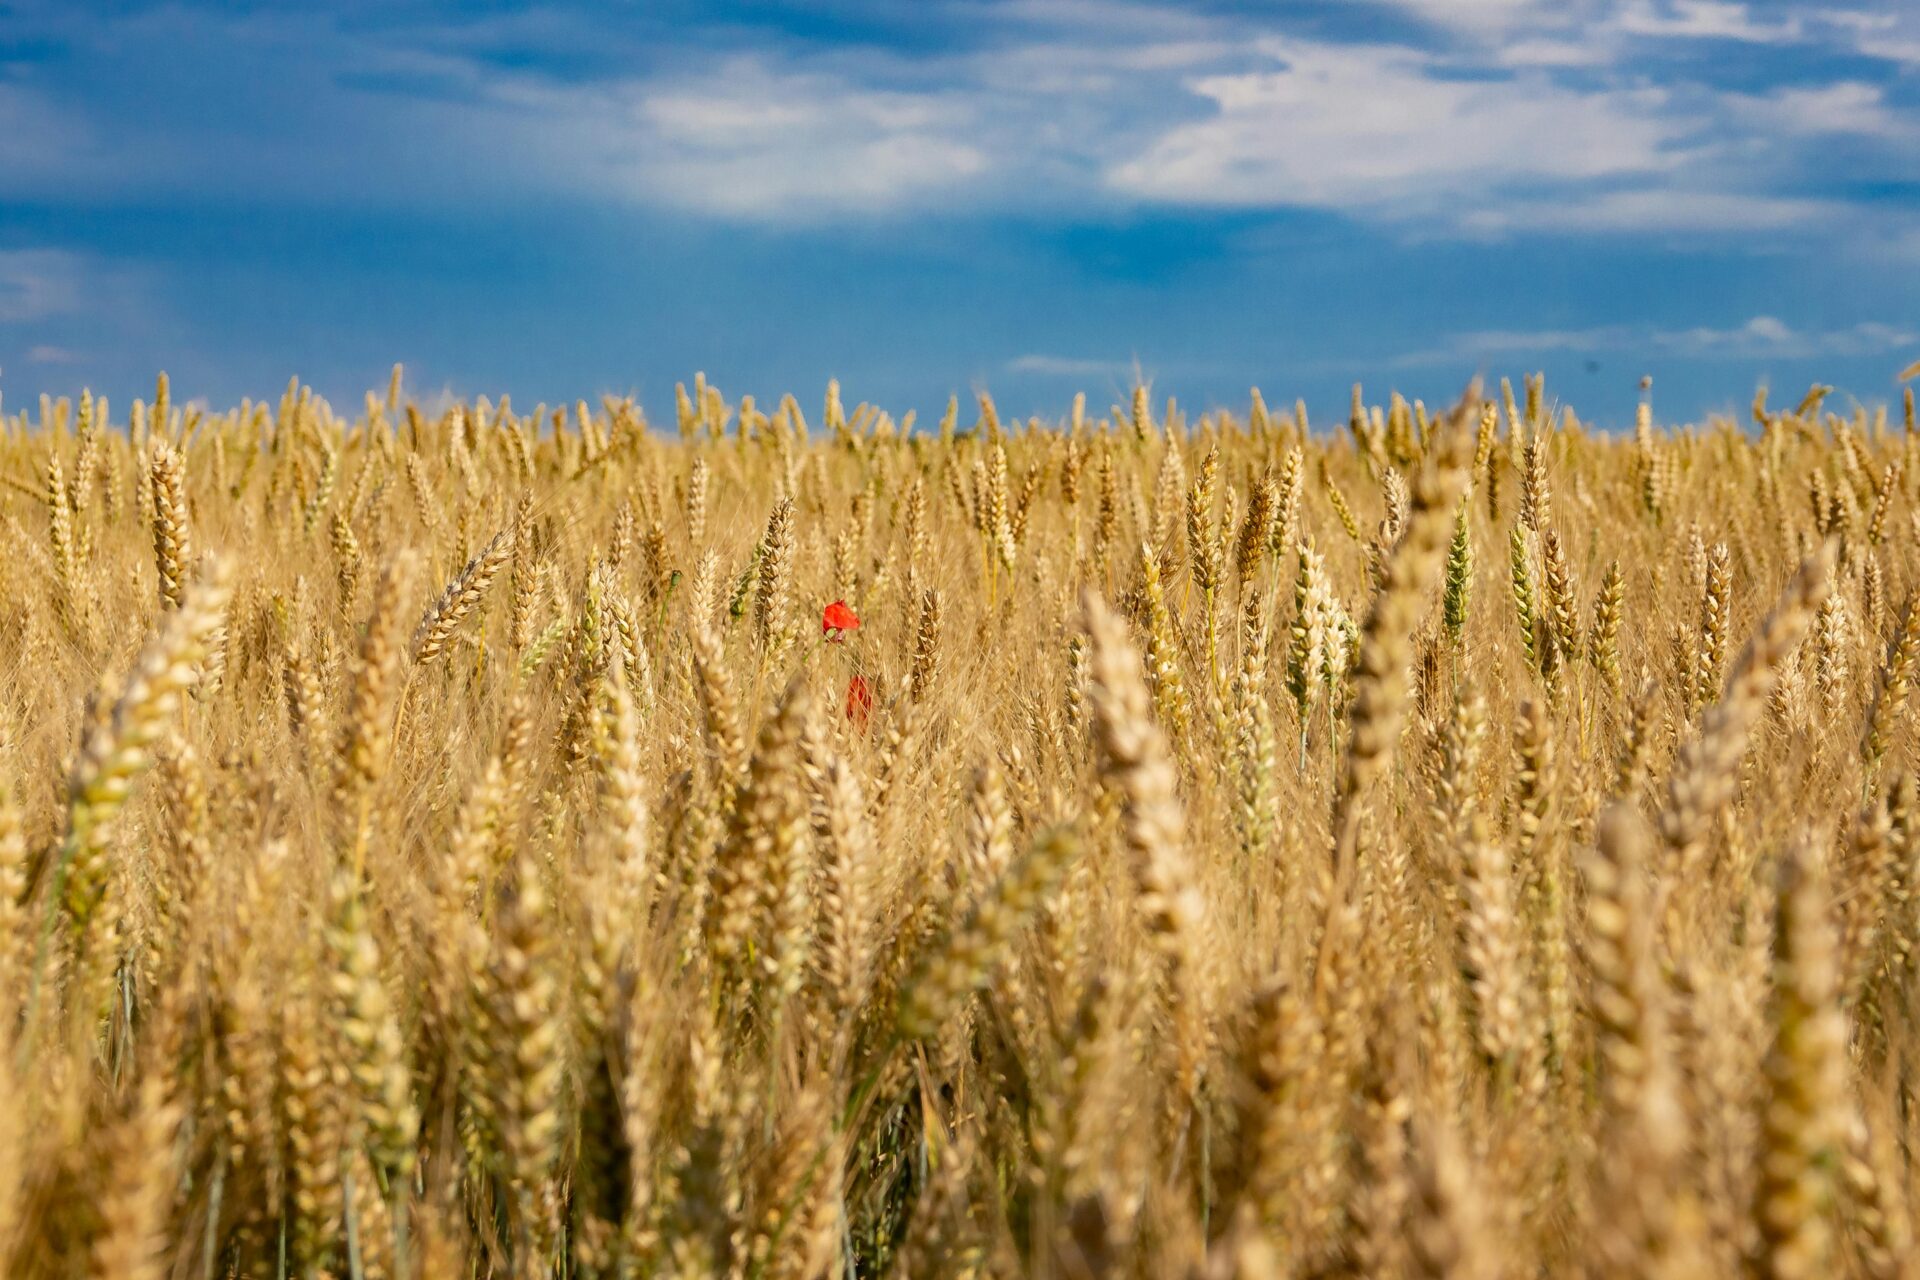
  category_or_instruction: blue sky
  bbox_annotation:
[2,0,1919,428]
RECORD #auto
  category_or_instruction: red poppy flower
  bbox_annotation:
[822,599,860,642]
[845,674,873,729]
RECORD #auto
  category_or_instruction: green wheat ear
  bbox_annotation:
[1443,500,1472,647]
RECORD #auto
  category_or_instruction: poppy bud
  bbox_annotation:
[845,673,873,729]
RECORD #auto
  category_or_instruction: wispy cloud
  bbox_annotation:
[1459,191,1845,235]
[1659,316,1917,358]
[1395,315,1920,366]
[1381,0,1566,37]
[0,82,97,184]
[491,58,992,219]
[1495,37,1614,66]
[0,250,86,324]
[1009,353,1135,377]
[1612,0,1804,43]
[1721,83,1913,140]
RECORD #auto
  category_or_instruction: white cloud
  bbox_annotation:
[1106,39,1681,210]
[25,345,81,364]
[1824,6,1920,67]
[1385,0,1816,48]
[1398,314,1919,365]
[1461,189,1841,234]
[1381,0,1560,35]
[998,0,1218,40]
[0,83,104,184]
[1658,316,1918,357]
[1466,328,1632,352]
[1391,325,1632,366]
[0,250,85,324]
[1816,10,1899,35]
[1723,83,1910,139]
[487,58,990,219]
[1496,37,1613,66]
[1009,354,1133,376]
[1860,36,1920,64]
[1613,1,1803,43]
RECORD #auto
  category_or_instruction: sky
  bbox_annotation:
[2,0,1919,430]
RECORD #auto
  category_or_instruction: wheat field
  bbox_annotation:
[0,367,1914,1278]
